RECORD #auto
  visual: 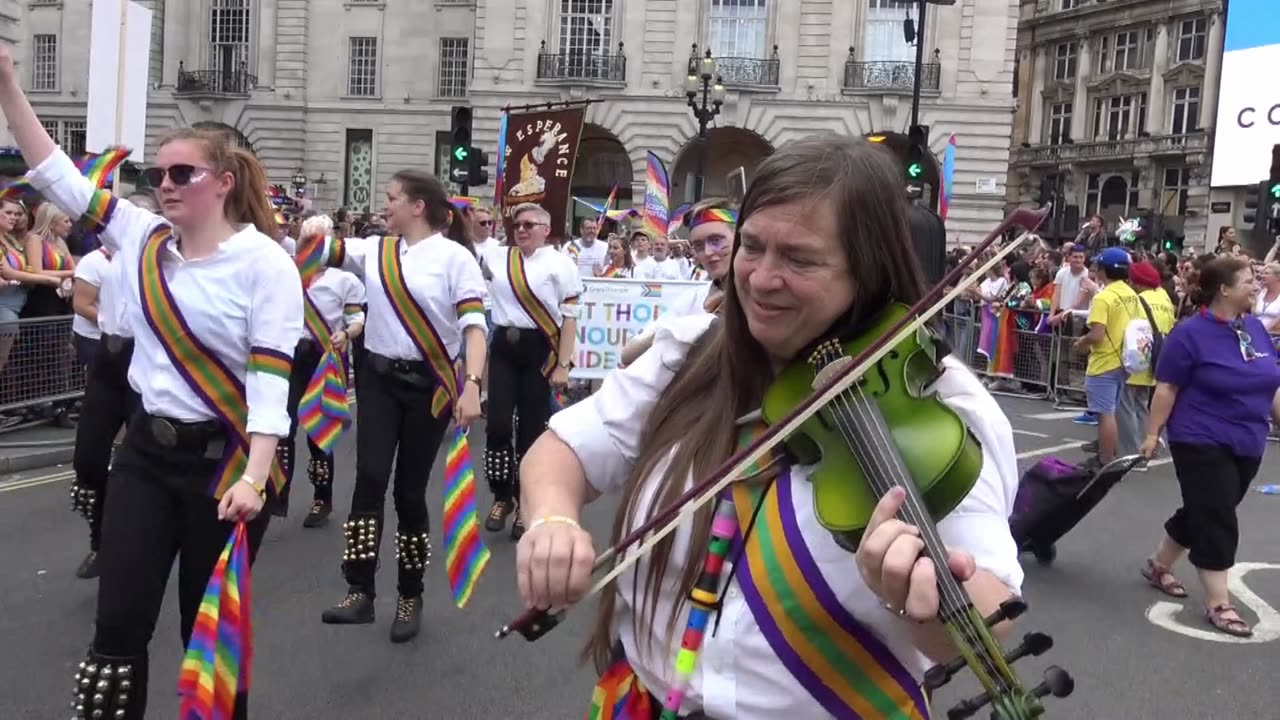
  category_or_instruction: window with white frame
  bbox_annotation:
[1161,167,1190,216]
[559,0,615,58]
[863,0,914,64]
[1053,41,1077,81]
[1111,31,1140,72]
[1061,0,1083,9]
[1170,86,1200,135]
[348,37,378,97]
[210,0,251,80]
[32,34,57,91]
[41,118,86,156]
[1048,102,1073,145]
[1177,17,1207,62]
[710,0,769,59]
[1092,93,1146,141]
[438,38,469,97]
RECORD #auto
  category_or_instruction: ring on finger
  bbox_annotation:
[881,600,907,617]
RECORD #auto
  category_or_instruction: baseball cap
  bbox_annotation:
[1096,247,1131,272]
[1129,261,1161,289]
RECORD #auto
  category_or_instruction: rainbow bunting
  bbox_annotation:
[442,428,490,608]
[177,523,253,720]
[298,349,351,453]
[642,152,671,241]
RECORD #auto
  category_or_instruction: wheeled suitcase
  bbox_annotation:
[1009,455,1144,565]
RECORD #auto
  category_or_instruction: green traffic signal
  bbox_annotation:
[453,145,469,162]
[1270,182,1280,199]
[907,162,923,180]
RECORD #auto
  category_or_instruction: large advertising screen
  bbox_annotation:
[1211,0,1280,187]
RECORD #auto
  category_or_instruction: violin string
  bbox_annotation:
[828,385,1009,693]
[820,363,1010,694]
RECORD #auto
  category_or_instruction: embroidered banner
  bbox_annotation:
[377,236,460,417]
[499,104,587,243]
[137,226,287,498]
[568,278,711,380]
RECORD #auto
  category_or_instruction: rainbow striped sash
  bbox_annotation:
[137,226,287,499]
[377,236,469,418]
[506,247,563,379]
[295,268,351,450]
[731,475,930,719]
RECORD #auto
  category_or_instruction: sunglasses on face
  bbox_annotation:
[477,219,493,227]
[514,221,546,231]
[143,164,211,188]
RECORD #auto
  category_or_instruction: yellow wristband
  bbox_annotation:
[526,515,581,533]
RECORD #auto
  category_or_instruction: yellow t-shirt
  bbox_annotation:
[1126,287,1178,386]
[1085,280,1142,376]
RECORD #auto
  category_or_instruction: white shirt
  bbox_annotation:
[30,149,304,438]
[565,237,609,278]
[306,268,366,336]
[639,256,685,281]
[472,236,501,309]
[1254,289,1280,327]
[280,235,297,257]
[632,255,657,279]
[549,314,1024,719]
[480,244,584,329]
[1053,266,1088,313]
[72,248,108,339]
[331,234,486,361]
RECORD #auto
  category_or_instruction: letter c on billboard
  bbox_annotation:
[1236,105,1280,129]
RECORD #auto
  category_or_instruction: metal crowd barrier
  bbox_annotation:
[0,315,84,416]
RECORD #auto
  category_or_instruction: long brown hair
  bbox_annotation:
[583,133,927,671]
[158,128,277,237]
[390,169,474,255]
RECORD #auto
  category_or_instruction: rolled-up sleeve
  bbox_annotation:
[452,248,488,333]
[547,313,716,495]
[341,273,367,328]
[245,245,305,436]
[26,148,159,260]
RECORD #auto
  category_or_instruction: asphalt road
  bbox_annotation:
[2,392,1279,719]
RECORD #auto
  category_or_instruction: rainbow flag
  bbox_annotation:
[596,184,618,226]
[667,202,692,235]
[298,349,351,453]
[442,428,490,608]
[0,146,131,202]
[572,197,637,222]
[641,283,662,298]
[642,152,670,240]
[939,134,956,222]
[177,523,253,720]
[494,111,509,214]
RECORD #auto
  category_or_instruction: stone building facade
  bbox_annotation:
[10,0,1021,243]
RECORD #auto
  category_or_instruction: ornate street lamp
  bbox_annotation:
[685,47,727,203]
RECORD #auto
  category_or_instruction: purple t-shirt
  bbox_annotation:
[1156,313,1280,457]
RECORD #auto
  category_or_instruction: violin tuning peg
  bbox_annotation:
[923,656,967,691]
[1031,666,1075,700]
[945,690,992,720]
[982,597,1028,627]
[1003,631,1054,665]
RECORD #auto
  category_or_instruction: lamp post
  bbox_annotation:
[685,48,727,203]
[291,168,308,196]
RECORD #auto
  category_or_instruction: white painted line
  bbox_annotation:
[1145,562,1280,643]
[0,469,73,493]
[1012,429,1049,438]
[1024,411,1087,420]
[1016,441,1085,459]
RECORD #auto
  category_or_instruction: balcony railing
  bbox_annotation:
[687,45,780,88]
[1015,132,1208,166]
[175,61,257,97]
[535,42,627,83]
[843,50,941,93]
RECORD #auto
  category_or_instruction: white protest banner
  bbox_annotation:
[86,0,152,163]
[569,278,710,379]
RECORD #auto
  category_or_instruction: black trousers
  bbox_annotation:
[1165,442,1261,571]
[342,352,450,598]
[485,327,553,502]
[279,340,336,504]
[71,336,139,552]
[84,412,272,720]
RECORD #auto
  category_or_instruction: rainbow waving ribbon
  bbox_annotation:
[177,522,253,720]
[0,146,131,203]
[442,427,490,607]
[298,349,352,453]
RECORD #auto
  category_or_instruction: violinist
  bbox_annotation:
[516,134,1025,719]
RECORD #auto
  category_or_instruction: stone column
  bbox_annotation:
[1028,46,1048,144]
[1201,11,1226,130]
[1070,37,1091,142]
[1147,23,1170,134]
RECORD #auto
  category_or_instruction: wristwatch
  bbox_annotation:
[464,373,482,387]
[559,359,575,370]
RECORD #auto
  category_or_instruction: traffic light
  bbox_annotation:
[1268,143,1280,236]
[906,124,927,187]
[467,147,489,187]
[449,106,473,186]
[1243,181,1261,229]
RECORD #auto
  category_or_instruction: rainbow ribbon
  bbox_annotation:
[295,232,326,289]
[177,522,253,720]
[442,427,490,608]
[0,146,131,203]
[298,349,351,453]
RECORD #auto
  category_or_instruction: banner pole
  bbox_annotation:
[111,0,128,195]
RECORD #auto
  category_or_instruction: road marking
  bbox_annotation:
[1016,441,1085,459]
[1024,411,1086,420]
[1145,562,1280,643]
[0,469,73,493]
[1012,429,1049,438]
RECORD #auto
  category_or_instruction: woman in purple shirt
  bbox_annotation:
[1138,255,1280,637]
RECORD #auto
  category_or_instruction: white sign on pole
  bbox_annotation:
[567,278,711,379]
[85,0,152,162]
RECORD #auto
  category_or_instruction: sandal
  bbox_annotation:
[1141,559,1188,598]
[1205,603,1253,638]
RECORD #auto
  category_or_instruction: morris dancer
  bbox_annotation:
[308,170,486,643]
[479,203,582,540]
[0,46,302,720]
[279,213,365,526]
[68,193,156,579]
[516,135,1023,719]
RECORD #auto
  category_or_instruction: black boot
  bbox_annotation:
[272,442,294,518]
[70,649,147,720]
[390,529,429,643]
[483,446,515,532]
[510,505,526,541]
[69,482,102,579]
[303,455,333,529]
[320,515,379,624]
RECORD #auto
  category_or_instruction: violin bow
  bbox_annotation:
[498,206,1049,641]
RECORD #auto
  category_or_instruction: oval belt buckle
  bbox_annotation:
[149,417,179,448]
[504,327,521,345]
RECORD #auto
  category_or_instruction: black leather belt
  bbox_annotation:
[103,333,133,355]
[366,351,433,391]
[141,412,226,458]
[496,325,539,345]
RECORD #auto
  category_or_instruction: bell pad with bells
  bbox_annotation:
[307,456,332,488]
[341,516,379,564]
[71,656,137,720]
[394,530,431,572]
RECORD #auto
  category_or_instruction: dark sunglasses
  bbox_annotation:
[514,221,546,231]
[143,164,211,188]
[477,219,493,226]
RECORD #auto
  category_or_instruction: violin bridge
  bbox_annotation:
[812,356,852,390]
